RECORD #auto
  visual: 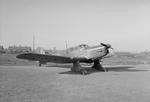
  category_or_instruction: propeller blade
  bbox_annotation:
[100,43,107,47]
[100,43,113,49]
[110,47,114,49]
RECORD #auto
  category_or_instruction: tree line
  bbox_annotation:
[0,45,32,54]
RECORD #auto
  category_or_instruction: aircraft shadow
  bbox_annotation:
[46,64,72,68]
[105,66,148,72]
[58,65,148,75]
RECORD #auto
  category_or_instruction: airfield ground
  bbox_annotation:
[0,65,150,102]
[0,53,150,102]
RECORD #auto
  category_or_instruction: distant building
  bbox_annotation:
[7,46,32,54]
[0,45,5,53]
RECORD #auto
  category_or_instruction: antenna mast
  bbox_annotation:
[65,40,68,50]
[65,40,68,54]
[33,35,35,51]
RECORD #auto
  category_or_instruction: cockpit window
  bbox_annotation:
[79,44,89,48]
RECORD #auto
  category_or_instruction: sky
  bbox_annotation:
[0,0,150,52]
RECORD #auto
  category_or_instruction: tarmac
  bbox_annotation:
[0,64,150,102]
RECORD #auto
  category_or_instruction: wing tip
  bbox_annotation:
[16,53,25,59]
[16,53,31,59]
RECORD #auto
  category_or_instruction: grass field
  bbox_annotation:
[0,54,36,66]
[0,53,150,102]
[0,65,150,102]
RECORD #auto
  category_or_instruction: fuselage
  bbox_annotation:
[64,44,114,60]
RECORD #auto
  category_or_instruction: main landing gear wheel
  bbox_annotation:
[71,60,88,75]
[92,60,107,72]
[71,60,81,72]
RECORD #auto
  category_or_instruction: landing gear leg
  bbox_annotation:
[71,61,88,75]
[92,60,107,72]
[71,60,81,72]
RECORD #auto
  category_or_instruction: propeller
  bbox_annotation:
[100,43,113,49]
[100,43,113,55]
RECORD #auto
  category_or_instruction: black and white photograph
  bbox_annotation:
[0,0,150,102]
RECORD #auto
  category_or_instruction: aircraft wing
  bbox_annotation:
[16,53,73,63]
[16,51,113,64]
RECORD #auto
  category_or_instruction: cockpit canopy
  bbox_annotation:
[78,44,89,49]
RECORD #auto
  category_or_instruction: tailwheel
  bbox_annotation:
[38,62,42,67]
[37,61,46,67]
